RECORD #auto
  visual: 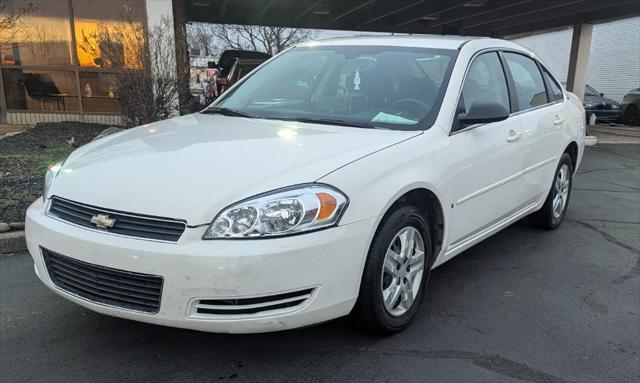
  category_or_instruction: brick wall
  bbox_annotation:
[7,112,123,126]
[512,17,640,102]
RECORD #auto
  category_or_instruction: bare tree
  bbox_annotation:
[214,24,316,55]
[187,22,218,56]
[0,0,34,47]
[78,14,191,127]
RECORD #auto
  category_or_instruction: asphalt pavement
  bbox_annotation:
[1,144,639,383]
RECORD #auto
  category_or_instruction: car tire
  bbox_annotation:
[351,205,432,334]
[624,105,640,126]
[530,153,573,229]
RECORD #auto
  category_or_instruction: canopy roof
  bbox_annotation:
[185,0,639,37]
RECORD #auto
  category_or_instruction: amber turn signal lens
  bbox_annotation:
[316,192,338,221]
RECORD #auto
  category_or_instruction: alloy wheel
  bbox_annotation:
[552,164,570,218]
[380,226,425,317]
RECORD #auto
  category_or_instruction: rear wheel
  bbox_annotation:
[352,205,432,334]
[530,153,573,229]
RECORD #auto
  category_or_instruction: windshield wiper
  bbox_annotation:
[271,117,377,129]
[201,107,256,118]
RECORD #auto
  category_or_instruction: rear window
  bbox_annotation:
[504,52,548,111]
[542,68,563,101]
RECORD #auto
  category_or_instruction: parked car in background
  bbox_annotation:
[217,58,267,94]
[28,36,585,334]
[213,50,271,97]
[580,84,622,123]
[621,88,640,126]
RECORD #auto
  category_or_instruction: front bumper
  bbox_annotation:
[585,109,621,122]
[25,198,376,333]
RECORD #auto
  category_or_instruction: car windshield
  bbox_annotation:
[209,45,457,130]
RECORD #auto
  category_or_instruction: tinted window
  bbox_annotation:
[504,53,548,110]
[459,52,510,116]
[542,68,563,101]
[214,46,456,130]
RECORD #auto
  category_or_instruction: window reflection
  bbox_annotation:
[0,0,74,66]
[80,71,121,113]
[72,0,145,69]
[2,69,79,111]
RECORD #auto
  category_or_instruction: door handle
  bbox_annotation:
[507,130,522,143]
[553,117,564,126]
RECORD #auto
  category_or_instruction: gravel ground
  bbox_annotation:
[0,122,109,223]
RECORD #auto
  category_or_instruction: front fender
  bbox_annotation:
[318,128,452,262]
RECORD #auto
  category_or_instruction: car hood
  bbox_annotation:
[51,113,420,225]
[584,95,620,106]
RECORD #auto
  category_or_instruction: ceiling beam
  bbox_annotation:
[396,0,482,27]
[294,0,324,20]
[219,0,228,16]
[361,0,428,26]
[427,0,532,29]
[330,0,375,23]
[258,0,275,19]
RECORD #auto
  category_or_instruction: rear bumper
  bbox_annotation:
[26,198,376,333]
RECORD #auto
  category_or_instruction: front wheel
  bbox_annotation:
[530,153,573,229]
[624,105,640,126]
[352,205,432,334]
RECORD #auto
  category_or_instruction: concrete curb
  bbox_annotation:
[0,231,27,254]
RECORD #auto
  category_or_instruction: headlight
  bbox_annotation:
[43,160,64,199]
[612,104,620,109]
[203,184,348,239]
[584,103,596,108]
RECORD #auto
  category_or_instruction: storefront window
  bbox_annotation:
[72,0,145,69]
[0,0,74,66]
[79,71,121,113]
[2,68,79,111]
[0,0,148,117]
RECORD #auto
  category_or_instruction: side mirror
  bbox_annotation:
[458,101,509,125]
[599,92,604,97]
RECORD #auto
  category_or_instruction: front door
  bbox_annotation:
[445,52,524,247]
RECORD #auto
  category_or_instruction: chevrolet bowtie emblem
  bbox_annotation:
[90,214,116,229]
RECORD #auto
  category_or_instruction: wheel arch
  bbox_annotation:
[378,187,446,265]
[565,141,578,173]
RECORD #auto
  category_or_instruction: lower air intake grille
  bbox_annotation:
[42,248,163,313]
[195,288,314,315]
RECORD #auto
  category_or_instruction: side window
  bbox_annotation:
[542,68,563,101]
[504,52,548,110]
[459,52,510,117]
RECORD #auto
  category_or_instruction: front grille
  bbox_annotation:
[42,248,163,313]
[48,196,186,242]
[195,288,314,316]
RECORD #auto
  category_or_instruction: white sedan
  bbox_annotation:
[26,36,585,334]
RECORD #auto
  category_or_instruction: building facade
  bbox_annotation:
[512,17,640,102]
[0,0,175,125]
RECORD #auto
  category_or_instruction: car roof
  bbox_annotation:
[299,34,481,50]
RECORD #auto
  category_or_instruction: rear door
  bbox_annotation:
[447,51,524,246]
[502,52,565,205]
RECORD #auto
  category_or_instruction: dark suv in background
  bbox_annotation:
[622,88,640,126]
